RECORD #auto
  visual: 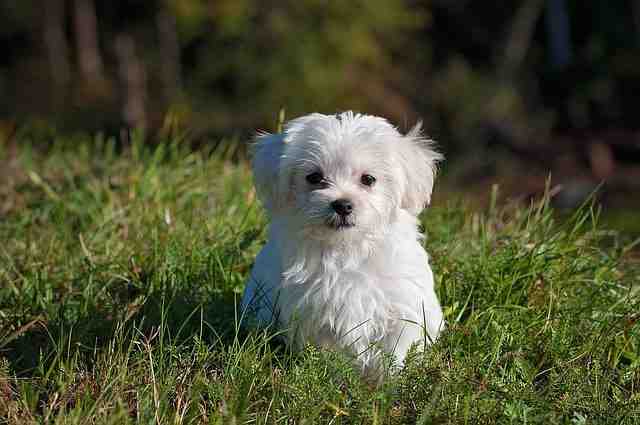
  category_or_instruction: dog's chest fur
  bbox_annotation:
[265,216,431,367]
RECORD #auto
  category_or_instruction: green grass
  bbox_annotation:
[1,134,639,424]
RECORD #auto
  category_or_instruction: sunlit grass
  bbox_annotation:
[1,134,639,423]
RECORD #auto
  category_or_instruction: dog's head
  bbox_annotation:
[252,112,441,240]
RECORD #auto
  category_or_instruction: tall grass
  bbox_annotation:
[0,135,638,423]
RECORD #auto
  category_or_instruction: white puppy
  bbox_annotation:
[241,111,444,373]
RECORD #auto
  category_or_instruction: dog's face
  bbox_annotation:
[252,112,441,240]
[288,135,395,237]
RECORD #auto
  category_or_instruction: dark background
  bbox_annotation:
[1,0,639,224]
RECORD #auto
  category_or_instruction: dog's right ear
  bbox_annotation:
[396,122,443,216]
[251,132,287,213]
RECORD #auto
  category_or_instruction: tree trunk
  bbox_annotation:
[43,0,71,100]
[74,0,104,84]
[501,0,546,80]
[545,0,572,69]
[115,34,148,130]
[156,6,182,103]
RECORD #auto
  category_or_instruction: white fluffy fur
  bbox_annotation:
[242,111,444,373]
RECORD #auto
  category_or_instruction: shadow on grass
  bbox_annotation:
[3,285,252,376]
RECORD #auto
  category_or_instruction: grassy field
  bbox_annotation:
[1,134,639,424]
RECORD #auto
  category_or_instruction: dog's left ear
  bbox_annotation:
[251,132,287,213]
[396,122,443,215]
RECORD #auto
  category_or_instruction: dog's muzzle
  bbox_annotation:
[331,199,353,216]
[327,199,355,229]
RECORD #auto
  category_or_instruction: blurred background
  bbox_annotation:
[0,0,639,228]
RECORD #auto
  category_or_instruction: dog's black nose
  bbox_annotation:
[331,199,353,216]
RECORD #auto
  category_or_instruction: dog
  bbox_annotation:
[241,111,444,374]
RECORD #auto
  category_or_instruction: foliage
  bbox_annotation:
[0,1,638,145]
[181,0,423,133]
[0,0,423,136]
[1,135,639,423]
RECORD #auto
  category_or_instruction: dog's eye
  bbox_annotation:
[306,172,324,185]
[360,174,376,187]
